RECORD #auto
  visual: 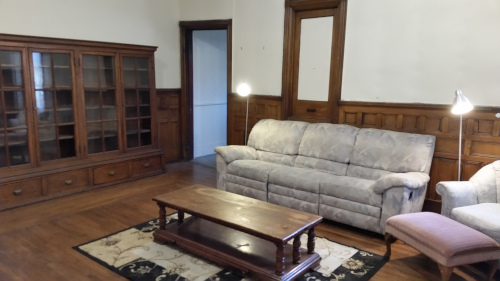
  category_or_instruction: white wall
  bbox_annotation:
[180,0,233,20]
[0,0,181,88]
[342,0,500,106]
[192,30,227,157]
[232,0,284,96]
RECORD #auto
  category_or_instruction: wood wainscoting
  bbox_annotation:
[226,96,500,212]
[156,89,181,163]
[228,93,282,145]
[339,101,500,212]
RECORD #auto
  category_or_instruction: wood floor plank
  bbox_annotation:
[0,161,496,281]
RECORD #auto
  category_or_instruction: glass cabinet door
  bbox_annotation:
[83,54,119,154]
[122,57,152,149]
[32,51,76,162]
[0,50,30,167]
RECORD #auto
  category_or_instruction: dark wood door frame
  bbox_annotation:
[281,0,347,123]
[179,20,232,160]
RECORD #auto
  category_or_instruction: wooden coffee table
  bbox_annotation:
[152,185,323,281]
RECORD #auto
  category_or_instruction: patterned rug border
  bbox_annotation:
[73,214,387,281]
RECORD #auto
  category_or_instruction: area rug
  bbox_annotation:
[74,213,387,281]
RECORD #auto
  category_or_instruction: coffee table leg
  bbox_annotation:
[178,211,184,224]
[293,234,302,264]
[157,203,166,230]
[275,242,285,275]
[307,226,317,254]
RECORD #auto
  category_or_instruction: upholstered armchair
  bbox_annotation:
[436,161,500,243]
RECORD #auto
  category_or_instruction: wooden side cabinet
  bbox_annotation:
[0,34,165,211]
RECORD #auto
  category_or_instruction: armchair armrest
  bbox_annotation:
[214,145,257,164]
[436,181,478,218]
[372,172,430,194]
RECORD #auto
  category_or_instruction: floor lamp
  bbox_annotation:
[236,83,251,145]
[451,89,473,181]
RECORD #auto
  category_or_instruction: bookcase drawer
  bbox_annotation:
[46,169,90,195]
[93,163,130,185]
[131,156,162,177]
[0,178,42,206]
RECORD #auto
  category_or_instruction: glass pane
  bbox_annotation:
[32,52,52,89]
[36,90,55,125]
[38,126,56,141]
[140,132,152,146]
[57,108,74,123]
[83,55,98,88]
[53,53,70,67]
[40,140,57,161]
[123,57,135,69]
[8,129,29,165]
[86,122,101,139]
[139,106,150,117]
[103,121,118,151]
[0,99,3,128]
[125,90,137,106]
[137,58,148,69]
[139,90,150,105]
[85,91,100,121]
[123,70,135,88]
[60,138,75,158]
[102,90,116,120]
[126,119,138,134]
[56,91,74,123]
[54,67,71,87]
[127,134,138,148]
[125,106,137,118]
[58,125,74,138]
[100,56,114,87]
[4,91,25,111]
[0,146,6,168]
[56,90,73,109]
[137,70,149,87]
[1,51,23,87]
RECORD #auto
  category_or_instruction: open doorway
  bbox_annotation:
[179,20,232,162]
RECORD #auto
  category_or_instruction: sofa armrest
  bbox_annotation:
[214,145,257,164]
[436,181,478,218]
[372,172,430,194]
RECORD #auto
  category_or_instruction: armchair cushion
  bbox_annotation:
[214,145,257,163]
[451,203,500,243]
[372,172,430,194]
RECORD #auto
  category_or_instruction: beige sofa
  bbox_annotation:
[215,119,436,234]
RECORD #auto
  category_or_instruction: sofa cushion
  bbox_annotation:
[268,166,336,193]
[256,150,296,166]
[298,123,359,164]
[227,160,282,183]
[350,128,436,174]
[320,177,382,207]
[346,165,392,181]
[294,156,348,176]
[451,203,500,243]
[247,119,308,155]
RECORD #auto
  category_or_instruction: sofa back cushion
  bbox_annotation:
[248,119,308,155]
[473,161,500,203]
[349,128,436,176]
[295,123,359,175]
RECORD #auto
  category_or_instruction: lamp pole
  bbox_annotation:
[236,83,251,145]
[451,89,473,181]
[245,94,249,145]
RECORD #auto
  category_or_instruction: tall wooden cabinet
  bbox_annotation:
[0,34,164,210]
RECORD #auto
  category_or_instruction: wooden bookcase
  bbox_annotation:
[0,34,164,211]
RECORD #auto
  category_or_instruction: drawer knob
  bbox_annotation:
[143,163,151,168]
[109,171,116,176]
[65,180,73,185]
[13,189,23,196]
[306,108,317,112]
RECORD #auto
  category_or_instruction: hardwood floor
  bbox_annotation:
[0,161,496,281]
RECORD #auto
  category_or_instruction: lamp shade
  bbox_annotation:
[237,83,251,97]
[451,90,473,115]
